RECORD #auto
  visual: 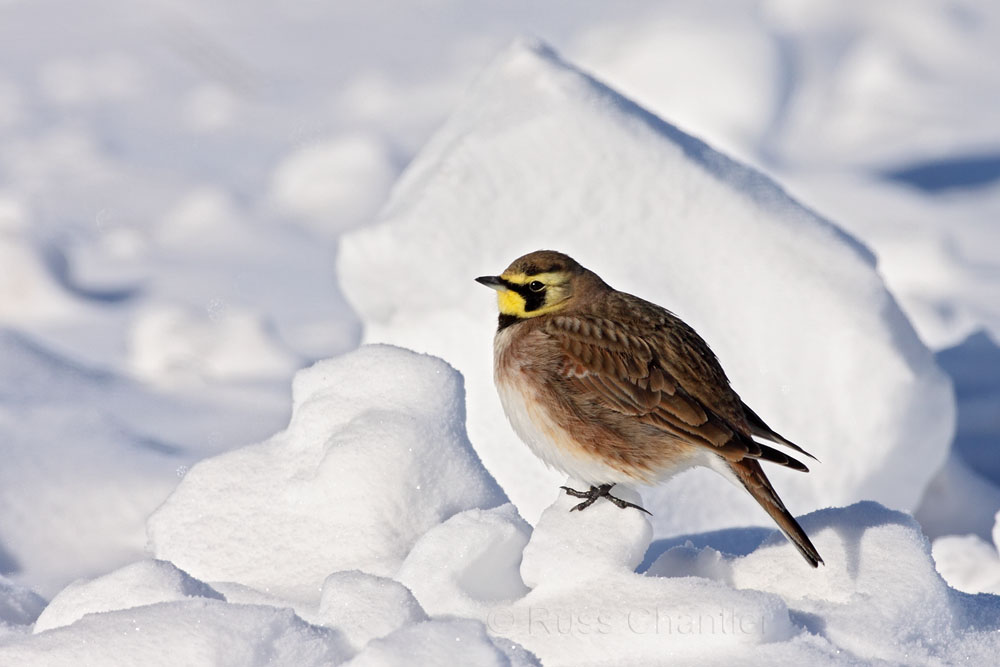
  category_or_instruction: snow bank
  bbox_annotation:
[147,344,506,603]
[722,502,1000,665]
[460,490,798,665]
[33,560,223,633]
[394,470,1000,665]
[15,491,1000,665]
[4,600,347,666]
[338,39,954,532]
[514,499,998,665]
[5,341,995,665]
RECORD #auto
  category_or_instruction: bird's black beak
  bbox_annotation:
[475,275,507,291]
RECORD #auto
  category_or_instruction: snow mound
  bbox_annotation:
[269,133,398,237]
[128,303,299,382]
[399,491,1000,665]
[315,571,427,651]
[33,560,223,633]
[722,502,1000,665]
[338,39,954,533]
[519,484,651,589]
[932,509,1000,595]
[3,600,346,666]
[9,340,993,664]
[147,344,506,603]
[155,186,248,250]
[397,503,531,618]
[495,492,797,665]
[346,618,539,667]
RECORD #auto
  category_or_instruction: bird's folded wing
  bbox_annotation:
[545,315,762,462]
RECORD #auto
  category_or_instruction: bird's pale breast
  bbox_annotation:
[493,323,699,486]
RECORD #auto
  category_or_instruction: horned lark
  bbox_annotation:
[476,250,823,567]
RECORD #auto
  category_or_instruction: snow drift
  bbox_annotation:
[338,39,955,532]
[4,344,996,665]
[146,345,506,603]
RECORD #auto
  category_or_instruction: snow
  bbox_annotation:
[338,39,954,535]
[0,332,190,596]
[932,509,1000,596]
[3,1,1000,664]
[485,499,999,666]
[397,504,532,618]
[269,133,399,237]
[5,600,348,666]
[0,577,45,630]
[146,345,506,604]
[0,233,84,325]
[314,571,428,652]
[0,327,289,598]
[346,619,539,667]
[128,303,299,382]
[33,560,224,634]
[724,503,1000,665]
[0,339,997,664]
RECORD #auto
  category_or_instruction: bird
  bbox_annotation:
[476,249,823,567]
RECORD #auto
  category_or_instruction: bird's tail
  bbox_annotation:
[727,459,823,567]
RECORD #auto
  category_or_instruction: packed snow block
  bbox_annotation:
[1,599,347,665]
[345,618,540,667]
[33,560,223,633]
[147,344,505,603]
[397,504,531,618]
[313,571,428,652]
[337,39,955,533]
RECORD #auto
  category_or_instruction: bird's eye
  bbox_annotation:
[528,280,545,292]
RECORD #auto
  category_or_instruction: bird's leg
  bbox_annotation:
[559,484,652,515]
[559,484,600,510]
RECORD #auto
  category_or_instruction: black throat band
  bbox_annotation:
[497,314,519,331]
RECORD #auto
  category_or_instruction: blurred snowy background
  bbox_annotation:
[2,0,1000,663]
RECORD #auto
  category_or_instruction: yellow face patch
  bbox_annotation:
[495,271,571,318]
[497,289,528,316]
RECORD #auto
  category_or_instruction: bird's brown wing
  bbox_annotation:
[544,313,808,472]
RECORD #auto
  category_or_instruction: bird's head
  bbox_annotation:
[476,250,593,322]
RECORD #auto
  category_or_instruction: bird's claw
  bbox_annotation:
[559,484,652,515]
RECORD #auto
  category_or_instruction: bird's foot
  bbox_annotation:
[559,484,652,515]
